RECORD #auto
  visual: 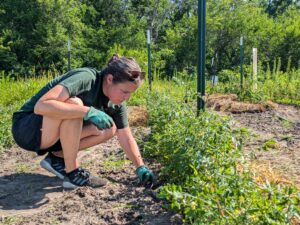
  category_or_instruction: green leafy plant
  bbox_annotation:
[262,139,278,151]
[144,87,300,224]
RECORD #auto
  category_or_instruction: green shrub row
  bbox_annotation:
[145,89,300,224]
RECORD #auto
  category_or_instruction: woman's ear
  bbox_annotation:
[106,74,114,84]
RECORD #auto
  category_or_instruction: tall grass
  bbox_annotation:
[128,78,192,106]
[0,72,52,152]
[207,67,300,106]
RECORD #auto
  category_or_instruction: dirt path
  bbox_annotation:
[0,126,181,224]
[228,104,300,188]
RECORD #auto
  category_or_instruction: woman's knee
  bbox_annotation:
[110,123,117,136]
[103,123,117,138]
[65,97,83,106]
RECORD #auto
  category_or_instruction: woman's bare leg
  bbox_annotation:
[42,120,116,172]
[59,118,82,172]
[40,97,116,173]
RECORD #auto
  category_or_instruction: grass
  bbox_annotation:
[0,216,19,225]
[128,78,190,106]
[101,155,131,172]
[281,119,293,128]
[207,68,300,106]
[15,163,32,173]
[0,74,52,152]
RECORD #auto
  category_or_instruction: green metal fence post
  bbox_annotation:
[197,0,206,116]
[147,29,152,91]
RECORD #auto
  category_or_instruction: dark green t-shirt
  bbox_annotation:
[13,68,128,129]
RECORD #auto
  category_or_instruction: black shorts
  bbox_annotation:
[12,112,62,156]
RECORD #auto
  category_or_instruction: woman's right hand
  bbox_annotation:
[84,106,113,129]
[136,165,154,186]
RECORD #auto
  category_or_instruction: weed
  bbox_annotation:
[281,119,293,128]
[101,156,130,172]
[279,134,293,141]
[262,139,278,151]
[0,216,18,225]
[15,163,31,173]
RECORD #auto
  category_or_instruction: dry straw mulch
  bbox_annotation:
[238,161,300,225]
[127,106,148,127]
[206,94,278,113]
[249,161,295,187]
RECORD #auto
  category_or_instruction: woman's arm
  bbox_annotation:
[34,84,89,119]
[116,127,144,167]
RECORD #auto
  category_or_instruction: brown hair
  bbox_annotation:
[102,54,145,84]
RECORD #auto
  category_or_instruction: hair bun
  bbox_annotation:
[108,53,120,65]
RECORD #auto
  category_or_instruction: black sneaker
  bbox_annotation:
[63,168,107,189]
[40,152,66,179]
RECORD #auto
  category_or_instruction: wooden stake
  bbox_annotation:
[253,48,258,90]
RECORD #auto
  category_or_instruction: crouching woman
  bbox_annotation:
[12,55,154,189]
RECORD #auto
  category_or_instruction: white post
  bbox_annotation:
[240,36,243,46]
[147,30,151,44]
[253,48,258,90]
[67,38,71,52]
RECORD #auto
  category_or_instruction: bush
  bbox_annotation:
[218,69,240,83]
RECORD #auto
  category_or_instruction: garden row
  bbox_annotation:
[144,87,299,224]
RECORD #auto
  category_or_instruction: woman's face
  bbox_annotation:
[105,75,140,105]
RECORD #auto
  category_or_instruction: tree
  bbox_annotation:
[275,6,300,70]
[264,0,299,17]
[0,0,86,74]
[0,0,41,70]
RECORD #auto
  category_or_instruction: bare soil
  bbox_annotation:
[0,107,181,225]
[207,94,300,188]
[222,103,300,189]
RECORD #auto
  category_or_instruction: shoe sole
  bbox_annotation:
[62,179,107,189]
[62,181,79,189]
[40,159,65,180]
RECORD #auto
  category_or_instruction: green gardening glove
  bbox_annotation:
[84,106,113,130]
[136,165,154,186]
